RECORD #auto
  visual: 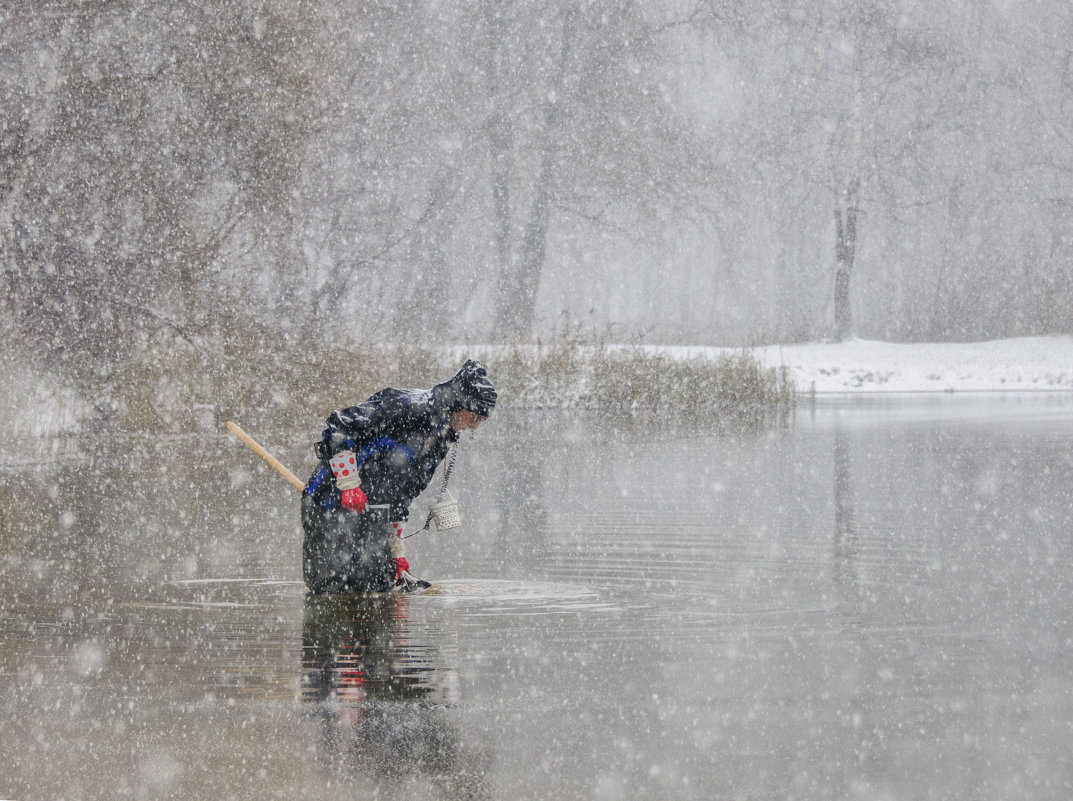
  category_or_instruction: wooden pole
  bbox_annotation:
[225,421,305,492]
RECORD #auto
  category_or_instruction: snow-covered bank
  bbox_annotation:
[461,335,1073,396]
[636,335,1073,393]
[745,336,1073,393]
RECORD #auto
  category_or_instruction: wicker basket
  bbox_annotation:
[428,490,461,531]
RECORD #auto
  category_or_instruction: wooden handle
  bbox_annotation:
[225,421,305,492]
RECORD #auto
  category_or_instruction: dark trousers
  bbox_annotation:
[302,497,394,594]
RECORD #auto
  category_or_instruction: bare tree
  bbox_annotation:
[772,1,967,340]
[0,1,338,377]
[474,0,717,340]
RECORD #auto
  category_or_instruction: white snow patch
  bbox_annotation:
[642,335,1073,394]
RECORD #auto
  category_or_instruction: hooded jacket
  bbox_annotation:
[303,361,494,521]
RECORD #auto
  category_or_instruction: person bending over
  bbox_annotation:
[301,359,496,594]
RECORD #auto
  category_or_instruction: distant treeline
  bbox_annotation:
[2,0,1071,398]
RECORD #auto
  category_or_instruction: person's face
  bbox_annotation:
[449,408,485,432]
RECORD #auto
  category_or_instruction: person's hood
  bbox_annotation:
[430,359,497,418]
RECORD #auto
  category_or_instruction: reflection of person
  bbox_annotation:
[301,593,442,705]
[301,594,489,796]
[302,359,496,594]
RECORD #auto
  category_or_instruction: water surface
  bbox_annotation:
[3,395,1073,799]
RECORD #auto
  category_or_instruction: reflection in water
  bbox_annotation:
[300,593,489,798]
[832,427,859,589]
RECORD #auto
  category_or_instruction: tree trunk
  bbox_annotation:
[509,151,555,338]
[1,18,74,318]
[833,180,858,340]
[831,23,863,342]
[488,107,517,337]
[411,171,463,340]
[490,6,575,341]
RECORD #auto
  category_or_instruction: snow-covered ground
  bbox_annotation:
[743,335,1073,394]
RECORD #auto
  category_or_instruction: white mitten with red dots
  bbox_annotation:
[329,450,362,491]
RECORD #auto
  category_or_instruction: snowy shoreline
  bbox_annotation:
[4,336,1071,443]
[641,335,1073,394]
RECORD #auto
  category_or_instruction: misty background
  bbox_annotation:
[2,0,1071,389]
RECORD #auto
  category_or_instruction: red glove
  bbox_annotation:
[394,557,410,583]
[340,486,368,512]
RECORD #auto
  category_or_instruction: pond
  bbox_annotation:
[3,394,1073,800]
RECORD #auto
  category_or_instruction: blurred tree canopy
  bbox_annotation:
[1,0,338,378]
[2,0,1072,389]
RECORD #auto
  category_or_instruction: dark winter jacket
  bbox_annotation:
[304,385,459,521]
